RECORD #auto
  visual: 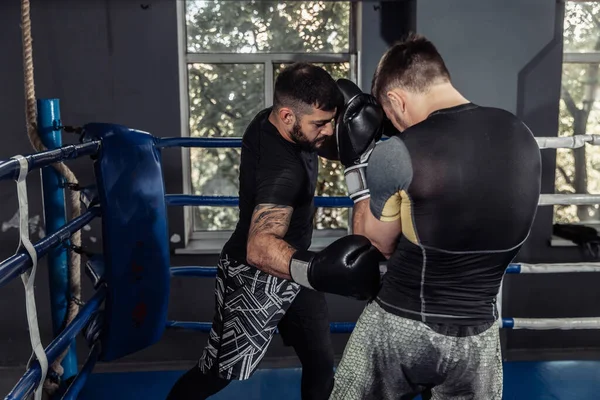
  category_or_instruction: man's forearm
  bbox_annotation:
[352,199,369,235]
[247,234,296,279]
[246,203,296,279]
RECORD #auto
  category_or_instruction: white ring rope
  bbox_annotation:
[500,263,600,330]
[516,263,600,273]
[509,317,600,330]
[11,155,47,400]
[539,193,600,206]
[536,134,600,149]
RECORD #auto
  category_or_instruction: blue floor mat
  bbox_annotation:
[78,361,600,399]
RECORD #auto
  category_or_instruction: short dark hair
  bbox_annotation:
[371,33,451,103]
[273,63,343,116]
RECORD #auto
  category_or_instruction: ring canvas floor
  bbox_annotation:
[73,360,600,400]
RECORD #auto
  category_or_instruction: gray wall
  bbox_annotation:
[0,0,597,387]
[359,1,416,91]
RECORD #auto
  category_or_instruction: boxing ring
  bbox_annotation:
[2,100,600,400]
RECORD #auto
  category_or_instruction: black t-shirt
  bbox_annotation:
[223,108,318,262]
[367,103,541,325]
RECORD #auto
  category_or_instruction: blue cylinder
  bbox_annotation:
[170,266,218,277]
[505,264,521,274]
[37,99,78,382]
[502,318,514,328]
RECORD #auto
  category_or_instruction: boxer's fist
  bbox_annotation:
[289,235,384,300]
[336,78,384,168]
[335,79,384,202]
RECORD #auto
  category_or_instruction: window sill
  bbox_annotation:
[550,236,577,247]
[175,231,348,255]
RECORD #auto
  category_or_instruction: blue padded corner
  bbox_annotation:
[85,123,170,362]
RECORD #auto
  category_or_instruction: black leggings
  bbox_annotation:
[278,288,335,399]
[166,289,334,400]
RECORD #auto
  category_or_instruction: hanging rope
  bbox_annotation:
[20,0,83,394]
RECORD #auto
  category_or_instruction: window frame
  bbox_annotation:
[176,1,359,251]
[563,51,600,64]
[551,42,600,244]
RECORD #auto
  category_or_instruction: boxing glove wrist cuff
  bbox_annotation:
[289,250,315,290]
[344,164,370,203]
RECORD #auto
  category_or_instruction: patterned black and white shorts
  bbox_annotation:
[198,254,301,380]
[330,301,503,400]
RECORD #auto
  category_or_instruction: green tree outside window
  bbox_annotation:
[555,2,600,224]
[185,1,353,231]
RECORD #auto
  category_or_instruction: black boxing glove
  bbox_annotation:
[335,78,384,203]
[289,235,384,300]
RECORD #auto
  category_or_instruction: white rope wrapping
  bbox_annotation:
[510,317,600,330]
[517,263,600,273]
[536,135,600,149]
[539,193,600,205]
[12,156,47,400]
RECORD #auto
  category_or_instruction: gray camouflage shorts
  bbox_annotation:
[330,301,502,400]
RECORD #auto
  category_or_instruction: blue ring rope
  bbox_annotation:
[156,137,389,149]
[166,319,513,333]
[170,266,522,334]
[60,343,101,400]
[165,195,353,208]
[0,141,100,182]
[0,208,101,289]
[157,137,242,149]
[171,264,522,279]
[5,287,106,400]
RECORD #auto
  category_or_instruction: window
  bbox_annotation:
[554,1,600,225]
[179,1,357,246]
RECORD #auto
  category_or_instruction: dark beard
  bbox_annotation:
[289,120,322,152]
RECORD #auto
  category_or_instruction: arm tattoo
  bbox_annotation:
[248,204,293,239]
[246,204,296,279]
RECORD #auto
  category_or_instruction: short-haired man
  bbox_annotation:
[331,34,542,399]
[167,63,384,400]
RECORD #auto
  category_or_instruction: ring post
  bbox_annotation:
[37,99,78,381]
